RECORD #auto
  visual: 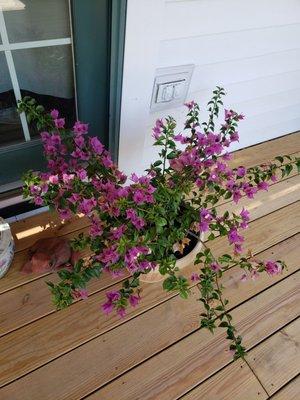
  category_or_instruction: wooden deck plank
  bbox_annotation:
[228,132,300,169]
[1,178,298,337]
[0,236,298,398]
[0,198,297,347]
[270,375,300,400]
[209,201,300,259]
[11,213,89,253]
[2,136,298,295]
[247,318,300,396]
[0,133,298,399]
[0,225,91,295]
[217,174,300,220]
[0,269,127,337]
[82,273,300,400]
[181,360,268,400]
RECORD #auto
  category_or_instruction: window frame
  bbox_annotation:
[0,0,127,200]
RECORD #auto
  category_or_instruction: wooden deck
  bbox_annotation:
[0,133,299,400]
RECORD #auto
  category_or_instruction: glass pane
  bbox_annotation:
[13,45,76,136]
[3,0,70,43]
[0,52,24,146]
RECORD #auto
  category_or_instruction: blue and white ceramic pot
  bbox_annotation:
[0,217,15,278]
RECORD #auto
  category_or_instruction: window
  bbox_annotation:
[0,0,126,192]
[0,0,75,148]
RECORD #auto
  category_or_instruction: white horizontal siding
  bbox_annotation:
[143,90,300,148]
[159,24,300,67]
[163,0,300,39]
[119,0,300,176]
[191,48,300,92]
[189,70,300,105]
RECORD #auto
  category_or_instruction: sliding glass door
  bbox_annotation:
[0,0,126,190]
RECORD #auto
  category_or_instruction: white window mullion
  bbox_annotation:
[0,9,31,141]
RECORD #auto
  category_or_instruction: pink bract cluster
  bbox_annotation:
[27,101,284,317]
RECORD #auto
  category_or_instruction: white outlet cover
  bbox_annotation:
[150,64,194,112]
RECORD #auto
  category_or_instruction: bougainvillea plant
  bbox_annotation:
[19,88,299,359]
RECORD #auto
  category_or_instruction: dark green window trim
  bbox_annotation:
[71,0,127,161]
[109,0,127,162]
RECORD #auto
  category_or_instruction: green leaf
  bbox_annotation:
[156,217,167,227]
[208,233,215,241]
[275,156,284,163]
[219,321,229,327]
[167,151,178,159]
[285,164,293,176]
[162,276,177,291]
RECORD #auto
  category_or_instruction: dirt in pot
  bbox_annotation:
[173,231,199,260]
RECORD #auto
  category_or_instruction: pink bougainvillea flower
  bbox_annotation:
[117,307,126,318]
[224,109,233,120]
[77,168,87,181]
[174,133,188,144]
[73,121,88,134]
[72,288,88,300]
[62,173,75,184]
[257,181,269,191]
[265,260,282,276]
[90,137,104,154]
[129,294,140,307]
[126,208,145,230]
[89,217,103,237]
[78,198,96,215]
[48,174,59,184]
[251,270,259,280]
[58,208,72,220]
[199,208,213,233]
[101,301,114,315]
[54,118,65,129]
[107,290,121,302]
[234,244,243,255]
[34,196,43,206]
[29,185,41,195]
[184,100,196,110]
[110,225,126,240]
[228,228,244,245]
[125,246,149,265]
[50,109,59,119]
[67,193,81,204]
[191,273,200,282]
[102,153,114,168]
[152,119,164,140]
[244,186,258,199]
[240,207,250,221]
[233,190,242,204]
[222,152,232,161]
[210,262,221,272]
[41,183,49,193]
[230,132,239,142]
[271,175,277,182]
[98,247,120,266]
[74,135,85,148]
[236,166,246,177]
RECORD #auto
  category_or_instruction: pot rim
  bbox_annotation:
[140,232,205,283]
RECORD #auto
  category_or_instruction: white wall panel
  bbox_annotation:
[119,0,300,176]
[159,24,300,67]
[164,0,300,39]
[191,49,300,92]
